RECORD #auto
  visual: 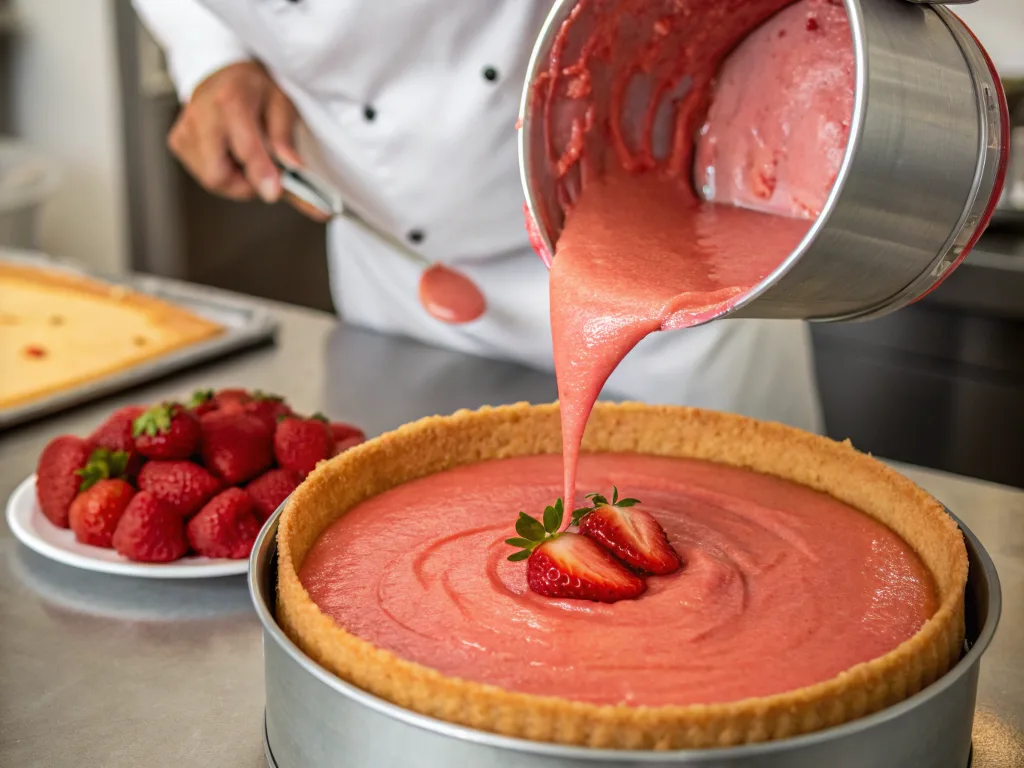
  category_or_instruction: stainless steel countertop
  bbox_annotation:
[1,300,1022,767]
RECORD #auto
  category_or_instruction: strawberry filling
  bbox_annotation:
[299,453,937,708]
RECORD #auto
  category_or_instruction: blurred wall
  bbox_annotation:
[10,0,128,274]
[957,0,1024,77]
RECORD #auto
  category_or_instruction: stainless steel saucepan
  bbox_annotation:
[518,0,1010,322]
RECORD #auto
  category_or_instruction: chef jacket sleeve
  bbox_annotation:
[132,0,252,103]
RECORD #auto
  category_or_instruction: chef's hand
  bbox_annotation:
[167,61,327,221]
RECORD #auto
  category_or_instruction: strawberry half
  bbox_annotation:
[506,499,646,603]
[528,534,646,603]
[573,487,681,575]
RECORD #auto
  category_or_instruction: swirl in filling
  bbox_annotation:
[299,453,936,707]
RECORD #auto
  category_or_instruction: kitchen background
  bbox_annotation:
[1,0,1023,486]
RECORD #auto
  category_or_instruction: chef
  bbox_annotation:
[132,0,823,433]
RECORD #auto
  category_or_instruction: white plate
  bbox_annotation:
[5,474,249,579]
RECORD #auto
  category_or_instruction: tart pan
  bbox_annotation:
[250,495,1000,768]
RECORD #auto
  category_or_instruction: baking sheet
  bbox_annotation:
[0,249,278,430]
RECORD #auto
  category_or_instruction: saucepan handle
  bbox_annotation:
[902,0,980,5]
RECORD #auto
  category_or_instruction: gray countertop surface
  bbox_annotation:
[1,298,1022,767]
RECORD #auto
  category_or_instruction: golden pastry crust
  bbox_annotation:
[0,263,223,409]
[276,402,968,750]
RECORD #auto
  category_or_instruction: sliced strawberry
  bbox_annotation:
[527,533,645,603]
[574,488,681,575]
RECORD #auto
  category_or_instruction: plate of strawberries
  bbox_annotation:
[5,387,366,578]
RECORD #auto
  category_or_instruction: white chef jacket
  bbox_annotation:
[132,0,823,433]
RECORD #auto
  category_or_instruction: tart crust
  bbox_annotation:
[276,402,968,750]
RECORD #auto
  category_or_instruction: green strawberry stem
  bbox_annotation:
[571,486,640,527]
[505,488,642,561]
[76,448,131,492]
[132,402,180,437]
[188,389,214,408]
[252,390,283,402]
[505,499,564,561]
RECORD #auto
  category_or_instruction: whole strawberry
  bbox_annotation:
[88,405,144,450]
[187,488,263,559]
[332,434,365,457]
[137,460,221,518]
[199,410,273,485]
[132,403,200,460]
[88,405,146,478]
[69,478,135,548]
[243,391,293,433]
[573,488,681,575]
[329,422,366,457]
[329,421,365,444]
[75,447,132,491]
[212,387,252,408]
[35,435,92,528]
[274,415,335,476]
[112,491,189,563]
[246,468,302,521]
[188,389,218,416]
[189,387,251,417]
[506,500,646,603]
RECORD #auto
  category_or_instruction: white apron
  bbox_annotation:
[134,0,823,432]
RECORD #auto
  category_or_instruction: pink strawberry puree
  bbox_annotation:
[534,0,855,509]
[299,453,936,707]
[418,264,486,324]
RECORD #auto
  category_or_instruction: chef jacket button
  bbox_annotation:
[363,105,377,122]
[482,66,499,83]
[407,229,425,244]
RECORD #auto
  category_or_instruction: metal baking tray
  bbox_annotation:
[250,505,1001,768]
[0,249,278,430]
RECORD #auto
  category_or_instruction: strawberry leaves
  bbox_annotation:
[570,486,639,526]
[251,390,283,403]
[76,448,131,491]
[506,498,564,561]
[188,389,214,409]
[132,403,178,437]
[508,489,645,561]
